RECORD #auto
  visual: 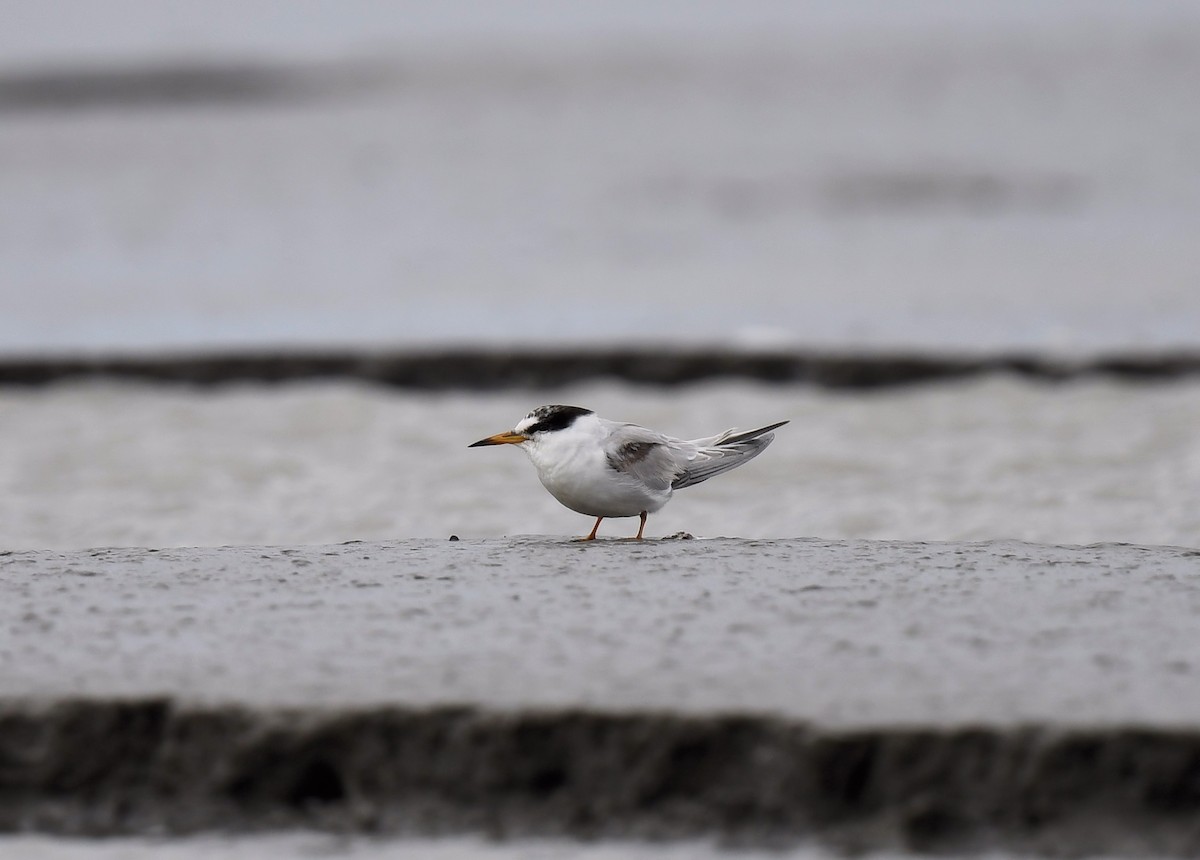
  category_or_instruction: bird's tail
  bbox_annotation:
[672,420,789,489]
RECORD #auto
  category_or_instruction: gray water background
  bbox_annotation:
[3,0,1199,354]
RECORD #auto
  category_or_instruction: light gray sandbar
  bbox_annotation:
[2,538,1199,852]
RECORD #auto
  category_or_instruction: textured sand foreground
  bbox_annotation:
[3,538,1200,853]
[0,835,1051,860]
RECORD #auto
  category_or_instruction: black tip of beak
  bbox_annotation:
[469,431,525,447]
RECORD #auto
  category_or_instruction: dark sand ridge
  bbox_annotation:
[3,538,1200,853]
[2,348,1200,389]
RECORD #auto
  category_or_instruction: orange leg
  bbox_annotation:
[634,511,647,540]
[575,516,603,541]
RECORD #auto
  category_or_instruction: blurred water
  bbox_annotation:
[6,1,1195,68]
[2,1,1199,354]
[2,378,1197,550]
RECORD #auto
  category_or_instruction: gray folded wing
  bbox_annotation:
[604,420,788,491]
[669,420,788,489]
[603,426,684,493]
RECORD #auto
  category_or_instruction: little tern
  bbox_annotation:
[469,405,788,540]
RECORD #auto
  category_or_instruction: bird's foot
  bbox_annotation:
[573,516,604,542]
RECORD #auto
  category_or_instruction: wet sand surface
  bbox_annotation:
[0,834,1117,860]
[0,835,1085,860]
[5,537,1200,723]
[4,538,1200,853]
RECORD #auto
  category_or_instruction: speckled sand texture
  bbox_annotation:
[4,537,1200,724]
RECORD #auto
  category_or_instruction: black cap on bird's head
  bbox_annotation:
[520,405,594,434]
[469,405,593,447]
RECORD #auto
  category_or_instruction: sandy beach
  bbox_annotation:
[3,536,1200,854]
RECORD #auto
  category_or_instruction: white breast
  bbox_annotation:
[522,416,671,517]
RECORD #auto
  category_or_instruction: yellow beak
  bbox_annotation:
[468,430,527,447]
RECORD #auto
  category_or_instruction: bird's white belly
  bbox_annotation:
[530,445,668,518]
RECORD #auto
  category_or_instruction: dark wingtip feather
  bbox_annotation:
[717,420,789,447]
